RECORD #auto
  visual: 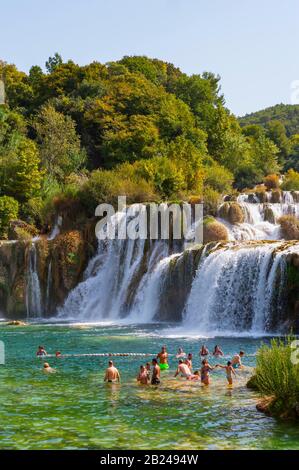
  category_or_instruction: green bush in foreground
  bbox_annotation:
[254,338,299,415]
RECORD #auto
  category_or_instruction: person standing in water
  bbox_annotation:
[200,345,209,357]
[37,346,47,357]
[231,351,245,369]
[151,358,161,385]
[176,348,186,359]
[213,345,224,357]
[157,346,169,370]
[216,361,236,385]
[137,365,150,385]
[200,359,215,385]
[104,360,120,383]
[185,353,193,371]
[145,362,151,380]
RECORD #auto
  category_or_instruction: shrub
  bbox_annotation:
[219,202,245,224]
[202,186,222,216]
[203,216,228,244]
[79,167,156,214]
[204,164,234,193]
[281,169,299,191]
[253,338,299,416]
[264,174,280,190]
[0,196,19,239]
[278,215,299,240]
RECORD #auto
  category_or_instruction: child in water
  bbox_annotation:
[217,361,236,385]
[137,365,150,385]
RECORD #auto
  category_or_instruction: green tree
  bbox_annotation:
[34,104,86,181]
[0,195,19,238]
[45,53,63,74]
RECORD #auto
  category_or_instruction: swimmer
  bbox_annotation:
[200,359,215,385]
[176,348,186,359]
[213,345,224,357]
[231,351,245,369]
[55,351,62,358]
[37,346,47,357]
[151,358,161,385]
[157,345,169,370]
[104,360,120,383]
[43,363,56,373]
[216,361,236,385]
[185,353,193,371]
[174,359,192,379]
[200,345,209,357]
[137,365,150,385]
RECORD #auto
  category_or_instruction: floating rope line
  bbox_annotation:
[39,353,165,358]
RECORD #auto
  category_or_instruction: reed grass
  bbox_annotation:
[254,337,299,415]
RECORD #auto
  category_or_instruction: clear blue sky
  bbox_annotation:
[1,0,298,116]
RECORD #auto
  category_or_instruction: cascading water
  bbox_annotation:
[56,191,299,333]
[218,191,299,241]
[182,241,295,335]
[26,243,43,318]
[58,210,176,321]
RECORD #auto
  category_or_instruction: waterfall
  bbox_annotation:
[55,191,299,332]
[46,260,52,313]
[217,191,299,241]
[182,242,295,335]
[26,243,43,318]
[58,210,174,321]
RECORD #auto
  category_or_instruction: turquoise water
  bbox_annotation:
[0,322,299,450]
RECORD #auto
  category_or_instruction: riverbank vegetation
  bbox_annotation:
[1,54,299,238]
[248,338,299,419]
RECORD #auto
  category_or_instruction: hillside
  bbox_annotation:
[239,103,299,137]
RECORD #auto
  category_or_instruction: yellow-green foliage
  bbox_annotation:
[282,169,299,191]
[254,338,299,415]
[0,195,19,239]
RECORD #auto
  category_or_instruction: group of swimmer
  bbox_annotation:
[36,344,245,385]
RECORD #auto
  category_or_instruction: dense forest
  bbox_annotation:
[0,54,299,238]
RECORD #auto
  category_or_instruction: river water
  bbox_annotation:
[0,322,299,450]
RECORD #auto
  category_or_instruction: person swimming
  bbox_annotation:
[157,346,169,370]
[104,360,120,383]
[200,359,214,385]
[200,345,209,356]
[137,365,150,385]
[151,358,161,385]
[213,345,224,357]
[231,351,244,369]
[43,362,56,373]
[37,346,47,357]
[174,359,192,379]
[217,361,236,385]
